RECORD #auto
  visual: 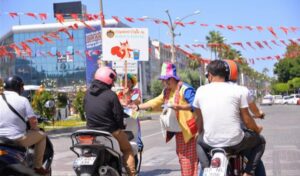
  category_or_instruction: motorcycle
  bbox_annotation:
[70,108,143,176]
[203,148,244,176]
[0,133,54,176]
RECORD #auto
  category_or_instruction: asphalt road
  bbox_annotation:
[49,105,300,176]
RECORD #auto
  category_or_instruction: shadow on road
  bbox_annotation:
[139,168,180,176]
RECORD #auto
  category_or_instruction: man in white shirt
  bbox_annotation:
[0,76,49,175]
[193,60,265,176]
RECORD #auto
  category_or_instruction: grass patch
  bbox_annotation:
[39,115,86,131]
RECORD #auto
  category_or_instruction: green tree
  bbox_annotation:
[32,90,55,119]
[292,77,300,90]
[73,89,86,121]
[150,79,163,97]
[206,31,225,60]
[272,83,289,94]
[274,56,300,82]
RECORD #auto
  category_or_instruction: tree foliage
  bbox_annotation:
[272,83,289,94]
[150,79,163,98]
[32,89,55,119]
[274,56,300,82]
[72,89,86,121]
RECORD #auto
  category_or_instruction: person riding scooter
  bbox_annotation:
[84,67,136,176]
[0,75,49,175]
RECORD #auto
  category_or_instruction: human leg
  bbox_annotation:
[176,133,198,176]
[196,135,211,170]
[112,129,136,176]
[15,130,46,168]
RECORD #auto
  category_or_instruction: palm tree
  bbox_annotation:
[205,31,225,60]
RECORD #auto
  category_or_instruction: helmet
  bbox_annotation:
[223,59,239,82]
[4,75,24,94]
[94,67,117,85]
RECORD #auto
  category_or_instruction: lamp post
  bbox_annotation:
[165,10,200,64]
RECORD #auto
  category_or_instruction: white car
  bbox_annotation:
[283,96,292,104]
[273,95,283,104]
[261,95,273,105]
[288,94,300,105]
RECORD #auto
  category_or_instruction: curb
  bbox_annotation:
[46,115,153,136]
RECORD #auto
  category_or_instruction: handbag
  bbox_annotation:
[1,94,30,130]
[160,106,181,132]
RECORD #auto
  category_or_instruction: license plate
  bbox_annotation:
[203,168,225,176]
[75,157,96,165]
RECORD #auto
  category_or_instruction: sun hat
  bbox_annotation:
[124,74,137,87]
[158,62,180,81]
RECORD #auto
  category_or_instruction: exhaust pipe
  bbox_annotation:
[99,166,108,175]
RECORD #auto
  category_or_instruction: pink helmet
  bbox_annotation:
[94,67,116,85]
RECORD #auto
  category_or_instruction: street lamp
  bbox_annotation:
[165,10,200,64]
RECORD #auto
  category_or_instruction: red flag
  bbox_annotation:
[56,51,62,57]
[9,12,18,19]
[290,27,299,33]
[80,21,95,31]
[271,40,280,46]
[32,38,44,45]
[10,44,22,56]
[246,42,256,50]
[262,41,272,49]
[231,42,245,50]
[58,28,74,41]
[275,55,281,60]
[48,32,61,40]
[26,39,34,43]
[124,17,134,23]
[42,36,53,43]
[75,50,85,59]
[55,13,65,23]
[267,27,277,38]
[216,24,225,29]
[200,24,209,27]
[93,14,99,20]
[255,41,264,49]
[136,18,145,22]
[26,12,37,19]
[175,21,185,27]
[20,42,32,56]
[39,13,47,20]
[68,23,79,30]
[280,40,288,46]
[227,25,235,31]
[267,56,273,60]
[279,27,289,35]
[245,26,253,30]
[256,26,264,31]
[185,45,191,49]
[153,19,161,24]
[161,20,169,26]
[289,39,298,45]
[47,51,55,57]
[112,16,120,23]
[85,14,94,21]
[236,26,244,30]
[71,14,79,21]
[186,21,196,25]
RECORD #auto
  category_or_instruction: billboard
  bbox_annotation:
[85,25,102,85]
[112,60,138,74]
[102,28,149,61]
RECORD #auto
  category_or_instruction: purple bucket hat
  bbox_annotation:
[158,62,180,81]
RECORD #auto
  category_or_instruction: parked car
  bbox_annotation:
[273,95,283,104]
[288,94,300,105]
[283,95,292,105]
[261,95,273,105]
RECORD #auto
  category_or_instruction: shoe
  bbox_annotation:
[34,167,50,175]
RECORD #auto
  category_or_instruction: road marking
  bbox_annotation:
[142,131,162,139]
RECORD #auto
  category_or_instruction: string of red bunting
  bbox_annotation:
[1,11,300,38]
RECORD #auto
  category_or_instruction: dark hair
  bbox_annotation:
[206,60,228,78]
[4,75,24,94]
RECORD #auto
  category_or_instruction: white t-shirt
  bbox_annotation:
[0,91,36,139]
[229,82,254,103]
[193,82,248,147]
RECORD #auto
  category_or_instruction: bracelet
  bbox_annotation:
[136,104,140,111]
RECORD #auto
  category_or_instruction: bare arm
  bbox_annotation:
[240,107,263,134]
[194,108,203,134]
[248,102,265,119]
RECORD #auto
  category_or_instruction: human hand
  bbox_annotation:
[28,117,39,130]
[256,125,263,134]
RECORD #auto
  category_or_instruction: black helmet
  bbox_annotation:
[4,75,24,94]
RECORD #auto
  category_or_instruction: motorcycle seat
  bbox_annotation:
[0,137,26,152]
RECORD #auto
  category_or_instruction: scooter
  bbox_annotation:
[0,134,54,176]
[70,108,143,176]
[202,148,244,176]
[0,100,54,176]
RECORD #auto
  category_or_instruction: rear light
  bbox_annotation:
[211,157,221,168]
[76,135,95,145]
[0,149,8,156]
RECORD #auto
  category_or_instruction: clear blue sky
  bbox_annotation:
[1,0,300,76]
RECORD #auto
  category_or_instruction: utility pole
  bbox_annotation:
[165,10,200,65]
[99,0,105,27]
